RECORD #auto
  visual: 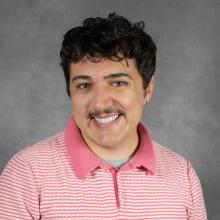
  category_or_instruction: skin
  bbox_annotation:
[69,58,154,160]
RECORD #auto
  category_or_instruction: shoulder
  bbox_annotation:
[153,140,187,163]
[4,131,67,175]
[17,131,65,160]
[152,140,190,177]
[1,131,69,184]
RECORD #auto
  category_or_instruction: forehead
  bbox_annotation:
[69,58,139,79]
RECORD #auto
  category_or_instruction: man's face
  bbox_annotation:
[69,58,154,154]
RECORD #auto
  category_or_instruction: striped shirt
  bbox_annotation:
[0,117,207,219]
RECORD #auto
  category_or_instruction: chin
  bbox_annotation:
[95,136,122,148]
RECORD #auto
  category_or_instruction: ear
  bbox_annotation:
[144,75,155,104]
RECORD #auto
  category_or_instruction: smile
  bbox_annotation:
[94,114,120,124]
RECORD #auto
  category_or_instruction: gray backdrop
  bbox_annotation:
[0,0,219,219]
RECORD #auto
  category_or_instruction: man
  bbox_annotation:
[0,13,207,219]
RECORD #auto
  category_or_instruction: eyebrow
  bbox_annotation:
[103,73,133,80]
[71,75,91,83]
[71,72,133,83]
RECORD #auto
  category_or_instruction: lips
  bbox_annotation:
[94,114,120,124]
[88,106,124,125]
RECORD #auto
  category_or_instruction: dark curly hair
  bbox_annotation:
[60,13,157,96]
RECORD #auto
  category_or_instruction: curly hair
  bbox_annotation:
[60,13,157,96]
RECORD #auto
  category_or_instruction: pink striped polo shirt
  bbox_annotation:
[0,117,207,219]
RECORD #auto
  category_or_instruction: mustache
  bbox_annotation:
[88,107,124,118]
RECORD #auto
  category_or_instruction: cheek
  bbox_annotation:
[71,96,88,115]
[124,94,145,120]
[122,89,145,107]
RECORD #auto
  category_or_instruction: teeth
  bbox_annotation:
[94,115,119,124]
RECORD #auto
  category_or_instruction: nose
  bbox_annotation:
[90,83,114,110]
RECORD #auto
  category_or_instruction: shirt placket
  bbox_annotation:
[110,167,120,209]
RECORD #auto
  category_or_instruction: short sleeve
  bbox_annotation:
[187,161,208,220]
[0,153,40,220]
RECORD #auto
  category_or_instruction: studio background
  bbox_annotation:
[0,0,219,219]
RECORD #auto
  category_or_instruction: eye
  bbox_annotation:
[77,83,91,89]
[112,80,128,87]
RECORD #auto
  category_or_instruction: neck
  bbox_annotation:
[83,132,139,160]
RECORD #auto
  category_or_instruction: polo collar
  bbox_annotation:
[65,117,156,179]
